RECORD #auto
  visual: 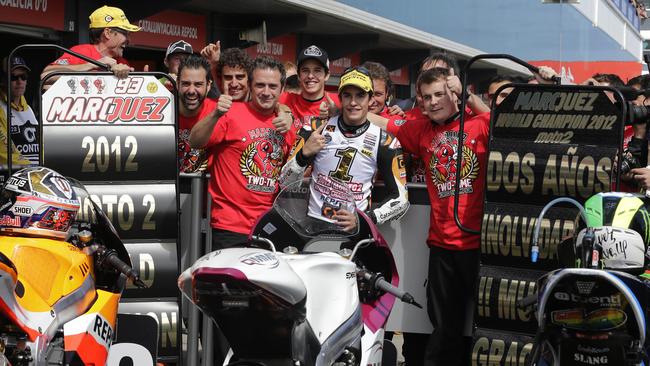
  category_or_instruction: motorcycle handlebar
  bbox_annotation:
[359,269,422,308]
[98,247,147,288]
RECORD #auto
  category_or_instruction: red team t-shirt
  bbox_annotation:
[388,112,491,250]
[178,98,217,173]
[279,92,340,131]
[52,44,129,66]
[205,103,296,234]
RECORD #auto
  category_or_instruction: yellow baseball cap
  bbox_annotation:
[89,5,141,32]
[338,67,373,94]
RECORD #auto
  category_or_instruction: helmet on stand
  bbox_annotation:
[0,167,80,240]
[580,192,650,273]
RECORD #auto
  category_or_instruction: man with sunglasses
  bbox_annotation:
[0,57,31,166]
[281,66,409,229]
[42,5,140,80]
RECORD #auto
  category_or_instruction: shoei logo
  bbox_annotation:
[554,292,622,306]
[240,252,279,268]
[304,45,322,57]
[11,205,32,216]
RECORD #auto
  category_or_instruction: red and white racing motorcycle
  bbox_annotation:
[179,177,420,366]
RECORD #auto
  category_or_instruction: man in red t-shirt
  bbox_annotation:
[279,45,341,131]
[387,68,489,366]
[41,5,140,81]
[177,55,217,173]
[190,56,296,248]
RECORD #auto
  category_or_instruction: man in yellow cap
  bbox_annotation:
[281,66,409,229]
[42,5,141,80]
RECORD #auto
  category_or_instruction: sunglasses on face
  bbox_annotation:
[11,74,28,81]
[111,28,129,37]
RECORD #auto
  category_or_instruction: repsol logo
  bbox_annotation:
[554,292,621,306]
[93,314,114,347]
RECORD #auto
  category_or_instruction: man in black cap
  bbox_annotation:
[279,44,341,132]
[1,56,36,166]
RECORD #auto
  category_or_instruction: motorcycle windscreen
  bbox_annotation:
[274,177,359,239]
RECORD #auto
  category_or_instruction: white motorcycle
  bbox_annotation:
[178,177,420,366]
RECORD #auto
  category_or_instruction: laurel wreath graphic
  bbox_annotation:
[430,145,478,184]
[239,142,261,177]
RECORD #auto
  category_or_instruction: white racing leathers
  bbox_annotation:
[281,116,409,225]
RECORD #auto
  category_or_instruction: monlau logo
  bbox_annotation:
[240,252,280,268]
[554,292,621,306]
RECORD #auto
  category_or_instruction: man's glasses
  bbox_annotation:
[343,66,370,77]
[111,27,129,36]
[10,74,28,81]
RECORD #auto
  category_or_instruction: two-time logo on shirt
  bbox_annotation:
[239,128,287,193]
[429,130,479,198]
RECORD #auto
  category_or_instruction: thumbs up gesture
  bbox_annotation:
[446,67,462,97]
[302,121,328,158]
[272,104,294,133]
[319,94,338,119]
[216,83,233,118]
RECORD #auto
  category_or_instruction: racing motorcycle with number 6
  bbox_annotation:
[0,166,144,365]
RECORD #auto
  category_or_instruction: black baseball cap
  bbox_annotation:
[166,40,193,59]
[2,56,31,74]
[297,45,330,71]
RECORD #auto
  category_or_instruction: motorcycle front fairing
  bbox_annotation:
[533,268,650,364]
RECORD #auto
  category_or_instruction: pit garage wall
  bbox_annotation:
[335,0,643,82]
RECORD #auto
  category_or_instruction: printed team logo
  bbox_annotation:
[239,129,286,193]
[80,77,92,94]
[93,78,106,94]
[429,130,479,198]
[67,77,77,94]
[178,129,205,173]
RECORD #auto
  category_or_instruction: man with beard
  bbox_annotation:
[280,45,341,131]
[190,56,296,248]
[177,55,217,173]
[385,68,490,366]
[42,5,140,80]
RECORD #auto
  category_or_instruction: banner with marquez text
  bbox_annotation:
[40,72,179,364]
[476,83,626,361]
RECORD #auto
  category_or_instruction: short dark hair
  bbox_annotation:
[361,61,392,96]
[416,68,449,94]
[628,74,649,88]
[177,54,212,83]
[217,48,252,77]
[592,73,624,87]
[89,28,105,44]
[488,75,516,86]
[421,52,460,74]
[248,56,286,87]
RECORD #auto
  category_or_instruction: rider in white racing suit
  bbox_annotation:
[281,66,409,228]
